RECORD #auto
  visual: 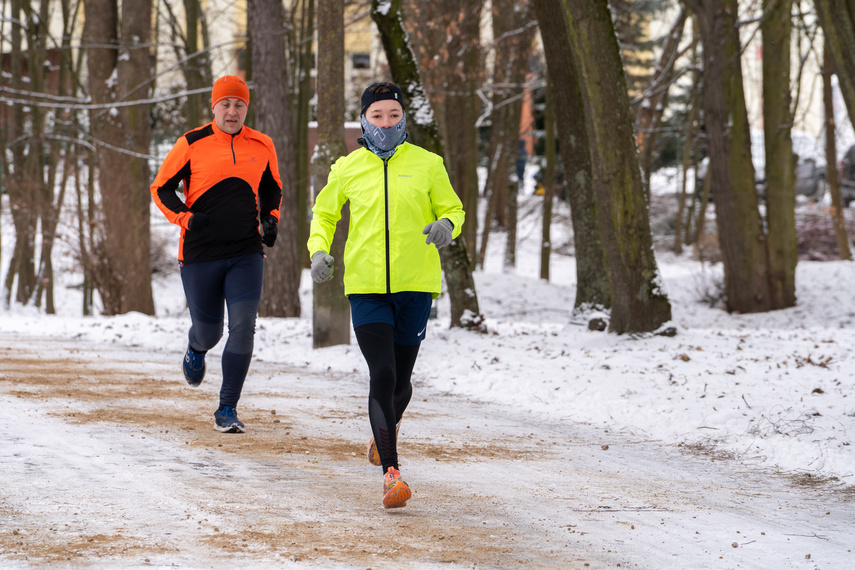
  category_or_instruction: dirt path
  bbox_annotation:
[1,334,853,569]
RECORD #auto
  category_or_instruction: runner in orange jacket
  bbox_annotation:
[150,75,282,433]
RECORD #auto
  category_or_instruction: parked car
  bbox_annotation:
[793,156,827,201]
[696,153,827,202]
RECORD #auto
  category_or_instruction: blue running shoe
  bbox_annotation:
[183,345,206,387]
[214,406,245,433]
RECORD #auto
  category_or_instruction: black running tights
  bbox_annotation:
[354,322,420,473]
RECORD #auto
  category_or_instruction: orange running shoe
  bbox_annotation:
[382,466,412,509]
[368,418,402,466]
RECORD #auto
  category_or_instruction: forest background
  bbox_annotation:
[3,0,855,337]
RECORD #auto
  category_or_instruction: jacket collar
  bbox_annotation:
[211,120,243,141]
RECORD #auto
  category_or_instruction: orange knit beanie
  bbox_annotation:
[211,75,250,109]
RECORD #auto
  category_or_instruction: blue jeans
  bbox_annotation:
[180,253,264,408]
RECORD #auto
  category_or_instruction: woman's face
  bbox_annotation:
[365,99,404,128]
[213,98,248,134]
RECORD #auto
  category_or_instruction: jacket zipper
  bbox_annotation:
[384,158,391,294]
[230,134,236,164]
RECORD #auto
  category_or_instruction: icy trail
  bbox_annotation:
[1,334,852,569]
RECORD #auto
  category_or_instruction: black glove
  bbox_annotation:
[261,215,278,247]
[188,212,209,232]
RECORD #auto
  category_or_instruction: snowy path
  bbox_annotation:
[1,333,853,569]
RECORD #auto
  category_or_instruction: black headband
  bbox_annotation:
[361,83,405,115]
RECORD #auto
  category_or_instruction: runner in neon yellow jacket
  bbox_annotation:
[307,133,464,297]
[308,82,465,509]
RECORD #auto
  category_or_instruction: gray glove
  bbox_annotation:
[311,251,335,283]
[422,218,454,249]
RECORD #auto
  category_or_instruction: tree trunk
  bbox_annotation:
[814,0,855,128]
[35,0,83,314]
[182,0,210,128]
[533,0,611,313]
[503,178,519,271]
[5,0,37,306]
[311,0,351,348]
[76,153,97,316]
[118,0,156,315]
[674,82,698,256]
[29,0,53,309]
[540,75,556,282]
[292,0,314,269]
[479,0,536,267]
[674,26,700,255]
[371,0,484,330]
[251,0,302,318]
[687,0,771,313]
[477,143,505,269]
[823,43,853,261]
[84,0,155,315]
[762,0,796,309]
[559,0,672,333]
[34,142,68,314]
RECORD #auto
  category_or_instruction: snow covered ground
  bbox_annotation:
[2,193,855,567]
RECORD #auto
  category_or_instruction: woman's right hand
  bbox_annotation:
[311,251,335,283]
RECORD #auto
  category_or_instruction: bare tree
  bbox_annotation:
[478,0,537,269]
[814,0,855,125]
[4,0,38,307]
[762,0,797,309]
[635,6,688,195]
[287,0,315,269]
[673,38,700,256]
[406,0,485,267]
[32,0,85,314]
[536,0,671,333]
[684,0,772,313]
[311,0,351,347]
[371,0,485,331]
[182,0,213,127]
[158,0,214,129]
[540,74,556,282]
[822,44,853,261]
[251,0,302,317]
[533,0,611,316]
[83,0,155,315]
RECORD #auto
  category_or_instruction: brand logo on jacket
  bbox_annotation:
[398,174,412,178]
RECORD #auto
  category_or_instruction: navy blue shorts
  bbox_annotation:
[349,292,432,346]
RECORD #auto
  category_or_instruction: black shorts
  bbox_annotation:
[348,292,432,345]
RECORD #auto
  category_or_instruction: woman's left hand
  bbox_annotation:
[423,219,453,249]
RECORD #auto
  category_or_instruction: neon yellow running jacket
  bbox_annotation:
[308,142,465,298]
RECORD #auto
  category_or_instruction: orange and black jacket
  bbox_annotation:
[150,121,282,263]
